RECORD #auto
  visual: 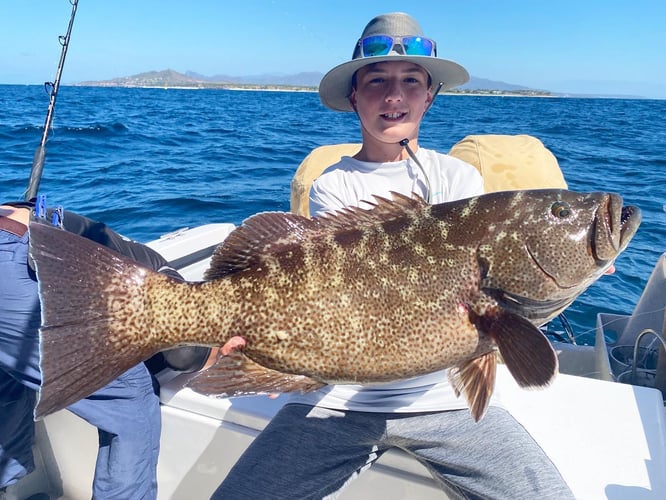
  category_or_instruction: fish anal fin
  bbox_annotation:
[186,350,324,397]
[487,310,558,388]
[449,351,497,422]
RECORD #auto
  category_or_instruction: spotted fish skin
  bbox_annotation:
[29,189,641,420]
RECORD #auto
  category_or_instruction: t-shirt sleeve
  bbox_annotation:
[309,180,344,216]
[441,156,485,200]
[454,165,485,198]
[309,165,355,217]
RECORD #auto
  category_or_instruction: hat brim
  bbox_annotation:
[319,55,470,112]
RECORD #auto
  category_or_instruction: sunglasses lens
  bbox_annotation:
[402,36,435,56]
[361,35,394,57]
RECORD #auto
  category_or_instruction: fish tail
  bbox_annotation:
[29,222,162,418]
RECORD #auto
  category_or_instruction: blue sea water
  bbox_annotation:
[1,84,664,344]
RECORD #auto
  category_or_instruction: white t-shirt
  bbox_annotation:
[293,147,490,413]
[309,147,484,217]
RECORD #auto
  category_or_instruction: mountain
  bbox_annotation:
[185,70,541,91]
[76,69,204,87]
[74,69,548,95]
[459,76,537,92]
[185,71,323,87]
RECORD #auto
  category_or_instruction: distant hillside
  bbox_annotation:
[77,69,205,87]
[460,76,537,92]
[74,69,551,95]
[185,70,323,87]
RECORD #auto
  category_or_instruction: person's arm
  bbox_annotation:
[60,210,177,275]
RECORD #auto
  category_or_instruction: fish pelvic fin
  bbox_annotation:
[187,350,325,397]
[449,351,497,422]
[29,222,161,418]
[485,310,559,389]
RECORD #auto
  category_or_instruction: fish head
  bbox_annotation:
[469,189,641,324]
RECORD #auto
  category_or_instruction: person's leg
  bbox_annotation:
[388,407,575,500]
[0,229,42,391]
[212,404,389,500]
[0,372,36,488]
[0,228,161,498]
[0,230,41,488]
[69,363,161,500]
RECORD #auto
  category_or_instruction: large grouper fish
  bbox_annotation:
[28,189,640,421]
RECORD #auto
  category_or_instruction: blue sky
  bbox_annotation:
[2,0,665,98]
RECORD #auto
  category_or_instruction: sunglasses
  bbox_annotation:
[357,35,437,58]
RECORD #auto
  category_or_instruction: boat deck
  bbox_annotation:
[7,226,665,499]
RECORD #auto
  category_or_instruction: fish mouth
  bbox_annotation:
[591,193,641,263]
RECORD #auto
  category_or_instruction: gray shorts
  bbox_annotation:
[212,403,574,500]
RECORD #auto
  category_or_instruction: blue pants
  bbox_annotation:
[0,227,160,499]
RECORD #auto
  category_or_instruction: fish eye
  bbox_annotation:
[551,201,572,218]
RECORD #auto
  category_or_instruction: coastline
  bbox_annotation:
[0,82,655,100]
[68,83,557,98]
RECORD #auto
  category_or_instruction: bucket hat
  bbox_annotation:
[319,12,469,111]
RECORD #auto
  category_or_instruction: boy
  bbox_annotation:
[214,13,574,499]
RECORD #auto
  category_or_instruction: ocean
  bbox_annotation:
[1,84,664,344]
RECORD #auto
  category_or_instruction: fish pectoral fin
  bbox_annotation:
[449,351,497,422]
[488,311,558,388]
[186,350,324,397]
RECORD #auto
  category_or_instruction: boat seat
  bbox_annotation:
[290,134,568,217]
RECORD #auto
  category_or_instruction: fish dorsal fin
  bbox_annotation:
[320,191,427,229]
[205,212,316,279]
[204,192,427,280]
[186,350,324,396]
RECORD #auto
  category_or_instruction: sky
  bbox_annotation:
[1,0,665,98]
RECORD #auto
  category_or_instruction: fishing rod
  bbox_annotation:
[24,0,79,201]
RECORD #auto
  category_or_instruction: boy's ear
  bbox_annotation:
[348,90,358,112]
[423,91,433,116]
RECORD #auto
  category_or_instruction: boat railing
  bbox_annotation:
[628,328,666,399]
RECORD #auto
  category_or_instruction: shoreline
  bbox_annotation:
[0,82,657,100]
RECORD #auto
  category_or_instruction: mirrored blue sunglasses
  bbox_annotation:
[358,35,437,58]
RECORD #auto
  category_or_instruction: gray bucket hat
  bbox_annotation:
[319,12,469,112]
